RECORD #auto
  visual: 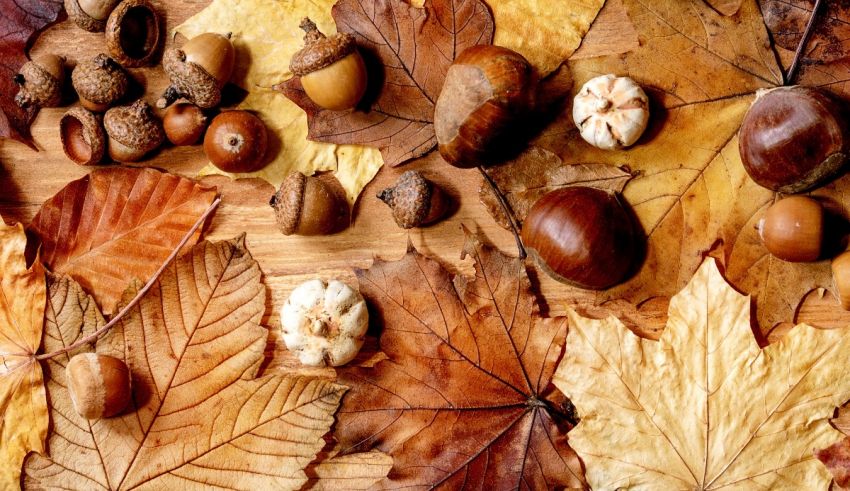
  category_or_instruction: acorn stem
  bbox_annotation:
[786,0,825,85]
[156,85,180,109]
[299,17,326,43]
[478,165,526,259]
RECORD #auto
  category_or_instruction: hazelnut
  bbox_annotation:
[377,170,449,229]
[758,196,823,262]
[65,0,120,32]
[270,172,349,236]
[157,32,235,109]
[60,106,105,166]
[203,110,268,172]
[163,103,208,146]
[14,54,65,109]
[573,74,649,150]
[103,100,165,162]
[104,0,162,67]
[289,17,367,111]
[66,353,132,419]
[71,53,129,112]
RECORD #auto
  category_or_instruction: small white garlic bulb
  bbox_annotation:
[572,74,649,150]
[280,279,368,367]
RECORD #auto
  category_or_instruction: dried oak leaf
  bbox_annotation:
[27,167,217,315]
[0,0,63,148]
[335,232,586,489]
[761,0,850,65]
[555,258,850,489]
[0,222,47,489]
[24,236,349,490]
[276,0,495,168]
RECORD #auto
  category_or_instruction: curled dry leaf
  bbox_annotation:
[276,0,494,168]
[761,0,850,65]
[556,258,850,489]
[336,231,586,489]
[27,167,217,315]
[175,0,383,203]
[0,0,63,148]
[24,236,349,490]
[0,222,47,489]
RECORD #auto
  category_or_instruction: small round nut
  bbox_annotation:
[105,0,161,67]
[66,353,132,419]
[377,170,449,229]
[833,251,850,310]
[14,54,65,109]
[758,196,823,262]
[72,53,129,112]
[163,103,208,146]
[573,74,650,150]
[270,172,349,236]
[280,279,369,367]
[104,100,165,162]
[203,110,268,172]
[60,106,105,165]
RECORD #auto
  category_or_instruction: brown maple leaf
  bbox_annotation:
[761,0,850,65]
[28,167,218,315]
[705,0,744,15]
[24,237,348,490]
[275,0,494,167]
[0,0,63,148]
[335,231,586,489]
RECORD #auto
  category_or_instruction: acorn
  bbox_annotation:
[289,17,367,111]
[66,353,132,419]
[163,103,208,146]
[14,54,65,109]
[157,32,235,109]
[270,172,349,236]
[60,106,105,166]
[103,100,165,162]
[65,0,120,32]
[71,54,129,112]
[203,110,268,172]
[377,170,449,229]
[105,0,161,67]
[832,251,850,310]
[757,195,824,262]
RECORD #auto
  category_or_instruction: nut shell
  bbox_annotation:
[66,353,132,419]
[14,54,65,109]
[60,106,105,165]
[203,111,268,172]
[104,100,165,162]
[65,0,120,32]
[270,172,349,236]
[163,103,208,146]
[72,54,129,112]
[758,196,823,262]
[290,18,357,76]
[105,0,161,67]
[377,170,448,229]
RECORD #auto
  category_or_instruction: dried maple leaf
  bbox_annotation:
[335,232,586,489]
[305,450,393,490]
[761,0,850,65]
[27,167,217,315]
[705,0,743,15]
[24,236,349,490]
[0,0,63,148]
[817,439,850,488]
[276,0,495,168]
[570,0,639,61]
[555,258,850,489]
[0,222,47,489]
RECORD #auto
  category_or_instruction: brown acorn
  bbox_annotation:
[105,0,161,67]
[60,106,105,165]
[163,103,208,146]
[290,17,367,111]
[157,32,235,109]
[14,54,65,109]
[103,100,165,162]
[71,54,129,112]
[377,170,449,229]
[65,0,120,32]
[270,172,349,236]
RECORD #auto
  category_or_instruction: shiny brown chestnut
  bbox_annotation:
[758,195,823,262]
[739,86,848,193]
[434,45,536,168]
[521,186,638,290]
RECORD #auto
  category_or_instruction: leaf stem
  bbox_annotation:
[786,0,826,85]
[478,166,526,259]
[35,197,222,361]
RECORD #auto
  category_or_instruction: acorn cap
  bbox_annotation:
[104,100,165,154]
[105,0,161,68]
[377,170,435,229]
[271,172,308,235]
[160,47,221,109]
[72,54,129,107]
[14,55,65,108]
[289,17,357,76]
[64,0,119,32]
[60,106,105,165]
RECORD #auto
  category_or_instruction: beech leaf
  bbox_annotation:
[276,0,495,167]
[335,231,586,489]
[27,167,218,315]
[0,222,47,489]
[555,258,850,489]
[24,236,348,490]
[0,0,63,148]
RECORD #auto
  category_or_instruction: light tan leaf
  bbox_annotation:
[305,450,392,490]
[705,0,743,15]
[0,222,47,490]
[176,0,383,202]
[570,0,639,60]
[555,258,850,489]
[27,167,217,315]
[24,237,347,490]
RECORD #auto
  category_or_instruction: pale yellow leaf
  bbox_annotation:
[306,450,392,490]
[176,0,383,203]
[0,222,47,490]
[555,259,850,489]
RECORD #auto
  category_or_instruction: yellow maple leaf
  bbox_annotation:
[0,222,48,490]
[176,0,382,203]
[555,258,849,489]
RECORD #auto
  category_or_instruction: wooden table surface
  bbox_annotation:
[2,0,847,381]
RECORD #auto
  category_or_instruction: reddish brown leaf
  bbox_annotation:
[336,231,586,489]
[761,0,850,65]
[27,167,218,315]
[818,438,850,487]
[0,0,63,147]
[275,0,494,167]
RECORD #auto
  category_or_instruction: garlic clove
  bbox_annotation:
[573,74,649,150]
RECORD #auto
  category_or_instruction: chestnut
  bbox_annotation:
[739,86,849,193]
[758,195,823,262]
[833,251,850,310]
[203,110,268,172]
[521,186,639,290]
